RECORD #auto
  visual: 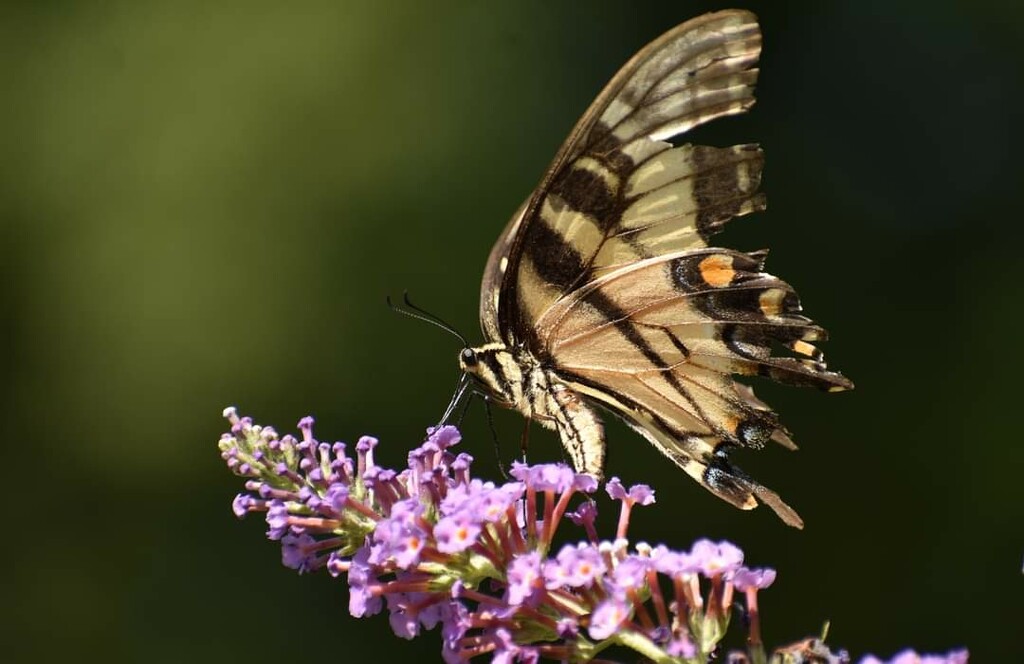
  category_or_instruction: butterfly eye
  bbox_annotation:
[460,348,478,367]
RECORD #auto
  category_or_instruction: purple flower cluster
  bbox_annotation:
[219,408,969,663]
[859,650,970,664]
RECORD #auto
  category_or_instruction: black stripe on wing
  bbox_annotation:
[520,200,588,295]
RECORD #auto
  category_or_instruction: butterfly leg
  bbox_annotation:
[455,391,475,427]
[479,395,510,480]
[519,419,530,464]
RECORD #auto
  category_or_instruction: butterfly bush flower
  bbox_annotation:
[219,408,968,663]
[858,650,969,664]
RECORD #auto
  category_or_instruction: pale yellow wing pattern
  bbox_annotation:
[536,248,852,527]
[482,10,763,344]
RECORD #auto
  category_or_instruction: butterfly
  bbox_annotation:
[449,9,852,528]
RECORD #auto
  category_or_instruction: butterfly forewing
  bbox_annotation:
[471,10,851,527]
[489,10,764,342]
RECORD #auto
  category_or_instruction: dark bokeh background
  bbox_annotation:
[4,1,1021,661]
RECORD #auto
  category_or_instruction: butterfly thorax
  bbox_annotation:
[458,343,606,477]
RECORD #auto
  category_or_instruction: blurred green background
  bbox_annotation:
[4,0,1021,661]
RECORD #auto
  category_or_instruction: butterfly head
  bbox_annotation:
[458,347,480,371]
[458,343,521,407]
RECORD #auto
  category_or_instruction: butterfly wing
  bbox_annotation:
[477,9,852,525]
[535,248,851,527]
[481,9,764,344]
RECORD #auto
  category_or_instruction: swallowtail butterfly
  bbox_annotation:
[450,9,852,528]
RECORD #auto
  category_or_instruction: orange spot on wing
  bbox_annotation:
[723,415,741,435]
[698,254,735,287]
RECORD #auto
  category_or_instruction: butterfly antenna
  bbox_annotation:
[386,292,468,346]
[439,372,471,425]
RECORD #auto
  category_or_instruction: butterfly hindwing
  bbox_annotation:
[533,247,851,526]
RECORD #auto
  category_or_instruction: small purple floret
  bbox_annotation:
[731,566,777,591]
[860,650,969,664]
[650,544,697,576]
[690,538,744,577]
[510,461,575,492]
[605,477,627,500]
[232,493,255,517]
[265,500,290,540]
[281,533,317,572]
[546,543,606,589]
[506,552,543,606]
[573,473,599,493]
[386,594,420,640]
[566,500,597,529]
[348,546,382,618]
[609,555,650,597]
[588,598,630,640]
[426,425,461,450]
[325,483,349,512]
[434,512,482,555]
[606,477,656,505]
